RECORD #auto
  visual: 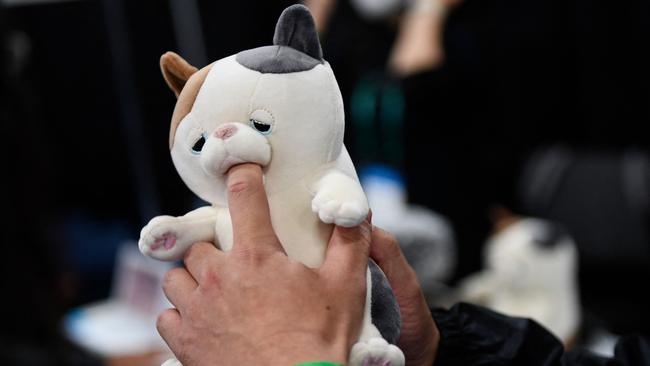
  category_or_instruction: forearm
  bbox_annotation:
[389,0,451,76]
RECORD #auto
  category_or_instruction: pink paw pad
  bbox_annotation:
[150,233,177,251]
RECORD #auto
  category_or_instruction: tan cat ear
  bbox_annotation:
[160,52,199,97]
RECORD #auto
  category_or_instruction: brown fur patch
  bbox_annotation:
[169,63,213,149]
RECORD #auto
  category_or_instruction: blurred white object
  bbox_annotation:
[361,165,456,297]
[583,328,619,358]
[458,218,581,344]
[351,0,407,20]
[65,243,173,357]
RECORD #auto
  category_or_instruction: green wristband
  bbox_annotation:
[294,362,344,366]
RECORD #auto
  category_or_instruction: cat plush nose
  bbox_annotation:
[214,124,238,140]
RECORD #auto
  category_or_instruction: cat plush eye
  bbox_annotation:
[250,119,272,134]
[191,134,206,153]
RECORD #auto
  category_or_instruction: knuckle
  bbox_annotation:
[156,310,174,333]
[155,314,165,331]
[357,222,373,245]
[337,226,364,243]
[162,268,178,290]
[360,216,373,232]
[228,179,250,195]
[227,173,258,197]
[230,246,265,265]
[200,266,220,285]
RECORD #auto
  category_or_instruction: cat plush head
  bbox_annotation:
[160,5,344,204]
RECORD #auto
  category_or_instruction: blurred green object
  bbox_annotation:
[350,73,405,169]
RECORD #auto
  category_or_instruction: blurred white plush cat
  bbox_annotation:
[138,5,405,366]
[458,217,581,344]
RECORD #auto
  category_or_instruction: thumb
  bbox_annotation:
[369,227,422,303]
[371,227,440,366]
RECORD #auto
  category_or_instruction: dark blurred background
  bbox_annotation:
[1,0,648,364]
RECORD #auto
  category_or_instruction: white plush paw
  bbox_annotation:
[311,190,368,227]
[161,358,182,366]
[349,337,405,366]
[139,216,189,261]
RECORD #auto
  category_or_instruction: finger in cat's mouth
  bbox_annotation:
[222,161,269,177]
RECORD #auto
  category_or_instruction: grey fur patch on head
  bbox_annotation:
[370,260,401,345]
[236,45,322,74]
[533,222,569,249]
[235,4,324,74]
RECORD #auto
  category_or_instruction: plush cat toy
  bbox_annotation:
[458,218,581,345]
[138,5,405,366]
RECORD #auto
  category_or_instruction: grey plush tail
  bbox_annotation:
[370,260,401,344]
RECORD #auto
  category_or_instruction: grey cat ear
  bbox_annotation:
[273,4,323,61]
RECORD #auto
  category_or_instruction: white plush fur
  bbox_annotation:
[139,54,404,365]
[458,218,581,343]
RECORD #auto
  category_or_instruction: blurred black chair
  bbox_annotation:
[518,145,650,334]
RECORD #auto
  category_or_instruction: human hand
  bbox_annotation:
[389,0,463,76]
[370,227,440,366]
[156,164,371,365]
[389,9,444,77]
[303,0,337,34]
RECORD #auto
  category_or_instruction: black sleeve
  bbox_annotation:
[431,303,650,366]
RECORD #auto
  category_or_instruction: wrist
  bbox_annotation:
[410,0,446,15]
[259,332,348,366]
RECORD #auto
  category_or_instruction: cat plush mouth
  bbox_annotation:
[199,122,272,177]
[219,156,249,176]
[218,156,271,177]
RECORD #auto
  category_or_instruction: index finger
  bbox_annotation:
[226,164,282,253]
